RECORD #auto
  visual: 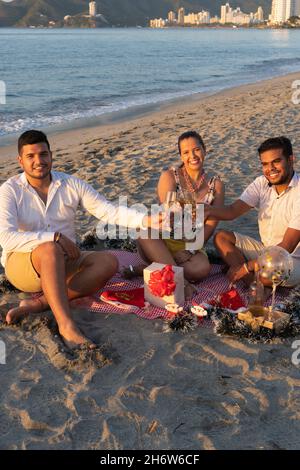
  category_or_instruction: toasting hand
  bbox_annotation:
[142,212,170,232]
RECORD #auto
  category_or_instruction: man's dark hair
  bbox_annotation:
[258,136,293,159]
[178,130,206,154]
[18,130,50,155]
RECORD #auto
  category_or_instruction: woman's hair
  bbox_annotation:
[178,131,206,155]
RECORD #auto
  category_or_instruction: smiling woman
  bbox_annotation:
[153,130,225,281]
[123,130,225,290]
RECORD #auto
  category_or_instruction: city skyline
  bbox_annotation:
[1,1,300,28]
[150,3,265,28]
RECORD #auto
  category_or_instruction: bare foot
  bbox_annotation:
[185,282,197,300]
[59,322,96,350]
[6,297,48,325]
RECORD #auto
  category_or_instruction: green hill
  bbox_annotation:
[0,1,272,27]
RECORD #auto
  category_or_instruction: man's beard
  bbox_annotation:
[267,169,293,186]
[28,169,51,180]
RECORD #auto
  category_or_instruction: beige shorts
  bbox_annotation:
[234,232,300,287]
[5,250,95,293]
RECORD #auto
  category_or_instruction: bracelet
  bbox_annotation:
[54,232,61,243]
[243,262,250,274]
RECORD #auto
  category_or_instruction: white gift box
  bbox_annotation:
[143,263,185,309]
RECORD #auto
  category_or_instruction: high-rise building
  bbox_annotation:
[271,0,288,22]
[257,6,264,21]
[168,11,176,23]
[184,13,198,24]
[183,10,210,25]
[287,0,300,17]
[221,3,264,24]
[89,1,97,17]
[178,7,185,25]
[199,10,211,24]
[221,3,231,23]
[150,18,166,28]
[270,0,300,23]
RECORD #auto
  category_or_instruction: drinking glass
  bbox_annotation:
[162,191,180,234]
[165,191,177,208]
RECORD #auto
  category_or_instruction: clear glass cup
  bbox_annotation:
[165,191,177,207]
[162,191,181,234]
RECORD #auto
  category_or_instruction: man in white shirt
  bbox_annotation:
[204,136,300,287]
[0,130,172,348]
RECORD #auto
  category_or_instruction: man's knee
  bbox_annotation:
[33,241,63,261]
[31,241,64,274]
[88,252,119,277]
[34,241,61,252]
[214,230,236,249]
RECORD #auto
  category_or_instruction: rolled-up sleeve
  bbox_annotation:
[239,178,261,209]
[74,178,146,228]
[288,196,300,231]
[0,183,55,253]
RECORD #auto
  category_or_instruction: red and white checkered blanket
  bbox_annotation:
[71,250,289,324]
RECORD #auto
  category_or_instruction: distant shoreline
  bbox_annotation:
[1,25,300,30]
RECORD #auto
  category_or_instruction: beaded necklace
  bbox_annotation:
[181,166,205,194]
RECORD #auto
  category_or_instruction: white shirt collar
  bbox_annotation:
[269,171,299,196]
[288,172,299,188]
[17,171,64,188]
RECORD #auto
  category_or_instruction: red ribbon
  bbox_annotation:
[148,265,176,297]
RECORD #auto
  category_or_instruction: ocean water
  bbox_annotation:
[0,27,300,139]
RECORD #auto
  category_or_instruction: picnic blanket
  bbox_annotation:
[71,250,289,324]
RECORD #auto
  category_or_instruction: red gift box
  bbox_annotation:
[144,263,185,309]
[204,288,246,312]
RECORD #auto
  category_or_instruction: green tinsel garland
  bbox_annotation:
[212,286,300,342]
[164,310,198,333]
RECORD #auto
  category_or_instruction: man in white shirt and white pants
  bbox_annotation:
[205,136,300,288]
[0,130,172,348]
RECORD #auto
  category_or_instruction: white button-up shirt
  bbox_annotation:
[240,172,300,258]
[0,171,145,267]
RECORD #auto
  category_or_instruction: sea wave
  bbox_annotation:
[0,87,213,137]
[1,29,300,139]
[244,57,300,71]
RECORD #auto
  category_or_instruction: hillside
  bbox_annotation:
[0,0,272,27]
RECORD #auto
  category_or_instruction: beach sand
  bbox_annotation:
[0,72,300,450]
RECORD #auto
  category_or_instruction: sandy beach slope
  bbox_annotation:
[0,72,300,450]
